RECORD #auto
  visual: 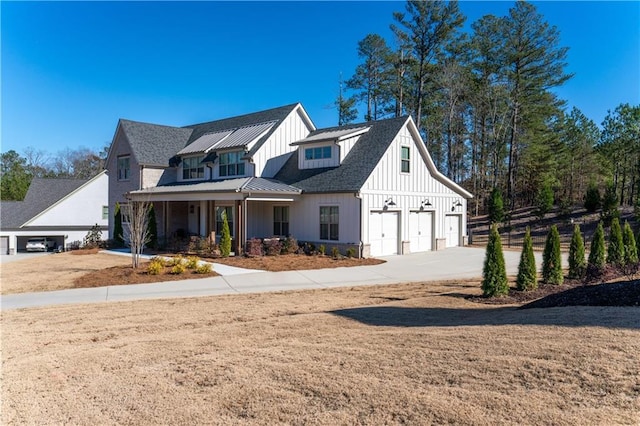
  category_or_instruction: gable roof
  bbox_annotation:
[113,103,312,167]
[0,174,103,229]
[117,120,193,167]
[275,116,409,193]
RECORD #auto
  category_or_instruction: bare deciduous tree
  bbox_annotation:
[124,198,151,269]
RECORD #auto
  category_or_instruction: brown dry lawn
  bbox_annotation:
[2,282,639,424]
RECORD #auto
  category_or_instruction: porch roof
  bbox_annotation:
[129,177,302,197]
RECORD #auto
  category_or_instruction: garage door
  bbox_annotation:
[409,211,433,252]
[445,215,461,247]
[369,211,399,256]
[0,236,8,254]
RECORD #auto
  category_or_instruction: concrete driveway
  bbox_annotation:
[0,251,53,264]
[0,247,549,310]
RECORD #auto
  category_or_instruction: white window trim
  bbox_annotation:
[182,155,205,181]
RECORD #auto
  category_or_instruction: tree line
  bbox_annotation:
[336,0,640,215]
[0,146,107,201]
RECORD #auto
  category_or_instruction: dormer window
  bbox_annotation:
[219,151,245,177]
[183,156,204,180]
[304,146,332,160]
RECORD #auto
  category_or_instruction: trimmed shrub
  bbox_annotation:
[516,227,537,291]
[195,263,213,274]
[542,225,563,285]
[587,221,606,278]
[568,224,586,279]
[170,263,186,275]
[114,202,125,247]
[319,245,326,256]
[282,236,299,254]
[220,210,231,257]
[622,221,638,265]
[264,238,283,256]
[185,256,200,269]
[331,246,340,259]
[346,247,356,258]
[245,238,265,257]
[584,183,601,213]
[606,217,624,266]
[488,188,505,224]
[170,255,184,267]
[481,224,509,297]
[147,259,163,275]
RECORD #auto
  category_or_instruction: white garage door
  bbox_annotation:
[0,236,8,254]
[409,211,433,252]
[445,215,461,247]
[369,211,399,257]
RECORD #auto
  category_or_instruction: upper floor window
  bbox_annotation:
[183,156,205,180]
[219,151,245,177]
[319,206,339,241]
[401,146,410,173]
[117,156,130,181]
[305,146,332,160]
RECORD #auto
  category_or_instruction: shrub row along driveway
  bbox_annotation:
[1,247,546,310]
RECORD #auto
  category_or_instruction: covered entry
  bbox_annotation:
[445,215,461,247]
[409,211,433,252]
[369,211,399,256]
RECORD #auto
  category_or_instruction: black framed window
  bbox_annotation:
[117,156,130,181]
[182,156,205,180]
[304,146,332,160]
[273,206,289,236]
[219,151,245,177]
[319,206,339,240]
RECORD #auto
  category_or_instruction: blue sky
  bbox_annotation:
[2,1,639,156]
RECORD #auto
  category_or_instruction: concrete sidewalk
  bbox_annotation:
[0,247,548,310]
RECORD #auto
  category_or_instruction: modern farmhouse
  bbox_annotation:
[106,103,472,257]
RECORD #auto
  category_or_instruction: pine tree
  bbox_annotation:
[516,227,537,291]
[542,225,563,285]
[568,224,586,279]
[220,210,232,258]
[114,202,124,247]
[147,203,158,250]
[601,181,619,225]
[622,221,638,265]
[606,217,624,266]
[535,181,554,220]
[482,224,509,297]
[587,221,606,276]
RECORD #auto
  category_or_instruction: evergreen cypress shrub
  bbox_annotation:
[606,217,624,266]
[542,225,563,285]
[147,203,158,250]
[220,211,232,257]
[587,221,606,278]
[516,227,537,291]
[535,181,554,220]
[114,202,124,247]
[584,183,601,213]
[601,182,619,225]
[622,221,638,265]
[488,188,504,224]
[568,224,586,279]
[482,224,509,297]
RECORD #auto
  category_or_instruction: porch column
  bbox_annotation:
[235,200,243,254]
[199,201,207,236]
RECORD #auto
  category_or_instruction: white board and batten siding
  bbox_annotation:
[360,121,468,254]
[287,193,361,246]
[256,106,315,178]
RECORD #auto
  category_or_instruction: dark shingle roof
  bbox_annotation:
[184,103,302,157]
[275,116,409,193]
[119,120,193,166]
[0,177,92,229]
[119,103,303,166]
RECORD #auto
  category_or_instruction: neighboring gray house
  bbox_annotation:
[107,103,472,257]
[0,172,109,254]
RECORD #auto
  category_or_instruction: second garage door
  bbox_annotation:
[369,211,399,257]
[409,211,433,252]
